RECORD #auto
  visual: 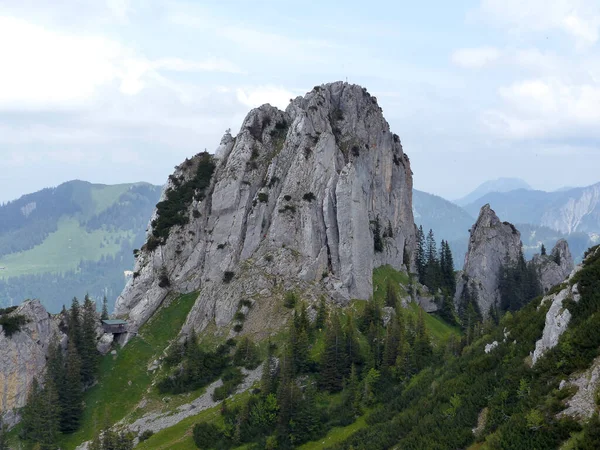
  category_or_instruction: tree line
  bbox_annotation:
[20,296,101,449]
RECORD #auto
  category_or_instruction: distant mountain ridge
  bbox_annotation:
[413,186,596,267]
[454,177,532,206]
[463,182,600,235]
[0,181,162,312]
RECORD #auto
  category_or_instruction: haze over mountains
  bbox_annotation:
[0,181,161,313]
[2,172,599,315]
[414,179,599,267]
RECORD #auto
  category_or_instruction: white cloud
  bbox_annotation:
[0,16,244,110]
[483,78,600,139]
[154,57,244,74]
[451,47,501,68]
[236,86,296,110]
[106,0,131,23]
[473,0,600,46]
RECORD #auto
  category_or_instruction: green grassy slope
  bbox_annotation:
[61,292,197,450]
[0,217,130,277]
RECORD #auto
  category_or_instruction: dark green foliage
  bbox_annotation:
[541,243,547,255]
[0,312,28,337]
[283,194,292,201]
[223,271,235,283]
[101,296,109,320]
[416,225,426,282]
[233,337,261,370]
[499,248,541,312]
[212,367,245,401]
[138,430,154,442]
[373,216,384,253]
[268,176,280,188]
[258,193,269,203]
[69,297,83,351]
[302,192,316,202]
[90,428,134,450]
[283,291,297,309]
[192,209,201,218]
[81,294,99,385]
[315,296,327,330]
[61,341,84,433]
[21,377,61,449]
[385,280,398,307]
[148,152,215,246]
[576,413,600,449]
[193,422,225,449]
[157,331,230,394]
[320,314,346,392]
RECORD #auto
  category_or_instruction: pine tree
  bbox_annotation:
[291,305,310,374]
[319,314,346,392]
[61,340,83,433]
[260,341,277,396]
[81,294,99,385]
[416,225,426,283]
[101,296,109,320]
[541,243,547,256]
[344,313,362,371]
[37,380,61,449]
[413,309,432,370]
[382,315,402,370]
[385,280,398,308]
[69,297,83,352]
[21,378,40,441]
[423,229,440,290]
[315,296,327,331]
[340,365,361,423]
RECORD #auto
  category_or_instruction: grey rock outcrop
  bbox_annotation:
[532,248,594,366]
[454,204,522,316]
[0,300,64,426]
[529,239,574,293]
[115,82,416,337]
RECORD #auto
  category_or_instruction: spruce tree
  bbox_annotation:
[413,309,432,370]
[81,295,99,385]
[260,341,276,396]
[319,314,346,392]
[21,378,42,441]
[61,340,83,433]
[101,296,109,320]
[385,280,398,307]
[69,297,83,352]
[541,243,547,256]
[416,225,426,283]
[315,296,327,331]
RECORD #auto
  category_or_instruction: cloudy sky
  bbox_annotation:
[1,0,599,203]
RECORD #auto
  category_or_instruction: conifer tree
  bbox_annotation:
[315,296,327,331]
[101,296,109,320]
[69,297,82,352]
[413,309,432,371]
[382,315,402,370]
[416,225,426,283]
[260,341,277,396]
[37,380,61,449]
[541,243,547,256]
[320,314,346,392]
[20,378,42,441]
[344,313,362,371]
[81,295,99,385]
[385,280,398,308]
[61,340,83,433]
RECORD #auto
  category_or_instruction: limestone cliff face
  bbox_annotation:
[529,239,574,293]
[115,82,416,336]
[0,300,65,426]
[454,204,522,315]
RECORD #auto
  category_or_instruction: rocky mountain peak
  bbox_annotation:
[115,81,416,338]
[455,204,522,315]
[530,238,574,293]
[0,300,65,426]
